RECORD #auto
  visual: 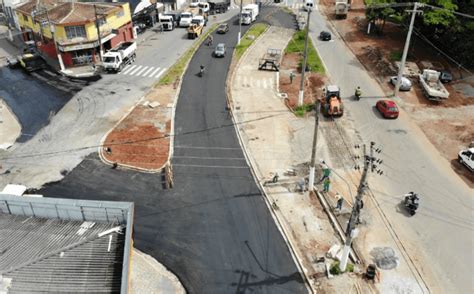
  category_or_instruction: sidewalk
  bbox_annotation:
[229,24,427,293]
[131,248,185,294]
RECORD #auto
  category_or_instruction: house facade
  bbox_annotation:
[15,0,134,68]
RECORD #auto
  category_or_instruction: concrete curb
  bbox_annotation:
[97,95,163,174]
[226,25,315,294]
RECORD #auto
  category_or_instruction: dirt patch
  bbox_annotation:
[279,52,327,108]
[319,0,474,179]
[102,85,175,171]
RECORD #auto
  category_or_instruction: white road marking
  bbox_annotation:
[128,65,143,75]
[154,68,167,79]
[148,67,162,77]
[141,67,155,77]
[134,66,149,76]
[121,64,136,75]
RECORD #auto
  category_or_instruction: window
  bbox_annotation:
[116,10,124,18]
[65,25,86,39]
[23,14,28,22]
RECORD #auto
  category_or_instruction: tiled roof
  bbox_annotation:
[0,213,125,293]
[15,0,121,24]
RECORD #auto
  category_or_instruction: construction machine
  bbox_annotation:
[187,23,203,39]
[321,85,344,117]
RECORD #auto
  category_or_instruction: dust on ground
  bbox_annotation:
[320,0,474,181]
[279,52,327,108]
[102,85,174,171]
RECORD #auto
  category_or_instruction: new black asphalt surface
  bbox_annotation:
[40,6,306,294]
[0,67,85,142]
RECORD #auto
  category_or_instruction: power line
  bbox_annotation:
[0,112,285,161]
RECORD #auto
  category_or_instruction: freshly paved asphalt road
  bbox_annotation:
[40,5,307,294]
[0,66,81,142]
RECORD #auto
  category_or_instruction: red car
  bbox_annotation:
[376,99,399,119]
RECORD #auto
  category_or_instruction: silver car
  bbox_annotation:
[390,76,412,91]
[214,43,226,58]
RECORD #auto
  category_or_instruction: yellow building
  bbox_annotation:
[15,0,133,68]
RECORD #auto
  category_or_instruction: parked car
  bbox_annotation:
[376,99,399,119]
[214,43,226,57]
[217,23,229,34]
[439,70,453,83]
[390,76,412,91]
[458,148,474,172]
[320,31,331,41]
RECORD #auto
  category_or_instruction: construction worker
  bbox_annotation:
[335,193,343,210]
[355,86,362,100]
[323,177,331,192]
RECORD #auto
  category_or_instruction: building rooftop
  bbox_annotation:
[15,0,122,25]
[0,194,133,293]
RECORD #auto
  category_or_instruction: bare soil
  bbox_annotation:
[279,52,327,108]
[320,0,474,181]
[102,85,174,170]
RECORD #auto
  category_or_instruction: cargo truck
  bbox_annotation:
[241,4,259,25]
[102,42,137,72]
[419,69,449,101]
[335,0,349,19]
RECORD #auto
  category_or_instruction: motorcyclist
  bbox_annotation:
[199,64,205,76]
[207,35,213,46]
[355,86,362,100]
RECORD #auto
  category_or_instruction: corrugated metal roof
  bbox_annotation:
[0,213,125,293]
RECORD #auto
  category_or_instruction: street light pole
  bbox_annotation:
[298,8,311,106]
[238,0,243,44]
[94,4,103,62]
[308,99,319,189]
[394,2,421,97]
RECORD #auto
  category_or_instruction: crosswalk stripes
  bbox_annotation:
[118,64,168,79]
[239,76,275,89]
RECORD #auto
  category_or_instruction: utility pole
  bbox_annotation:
[238,0,243,44]
[45,10,64,71]
[394,2,422,97]
[339,142,382,271]
[308,99,319,189]
[94,4,103,62]
[298,7,311,106]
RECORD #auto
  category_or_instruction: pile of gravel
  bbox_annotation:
[370,247,399,270]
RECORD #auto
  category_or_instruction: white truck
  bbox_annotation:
[458,148,474,172]
[419,69,450,101]
[158,14,174,31]
[335,0,349,19]
[102,42,137,72]
[179,12,193,27]
[241,4,259,25]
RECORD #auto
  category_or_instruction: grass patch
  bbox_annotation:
[285,30,325,74]
[235,23,268,59]
[294,103,313,117]
[329,261,354,275]
[157,24,218,86]
[389,50,403,62]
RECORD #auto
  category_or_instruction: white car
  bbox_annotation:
[458,148,474,172]
[390,76,412,91]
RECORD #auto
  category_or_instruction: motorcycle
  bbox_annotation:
[355,89,361,101]
[199,66,205,77]
[404,192,419,216]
